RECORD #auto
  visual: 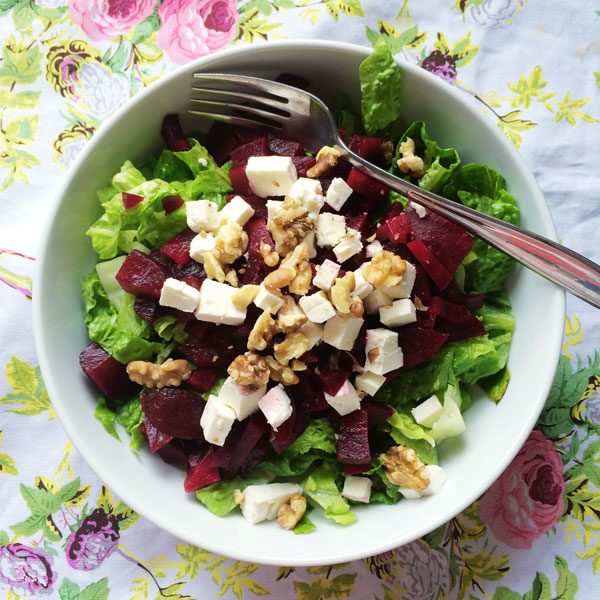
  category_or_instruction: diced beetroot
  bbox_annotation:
[115,250,169,299]
[289,373,328,413]
[229,195,267,219]
[344,463,370,475]
[441,282,486,311]
[242,254,269,285]
[206,122,238,165]
[175,309,195,323]
[141,388,205,440]
[348,135,383,162]
[122,192,144,209]
[269,137,304,157]
[156,440,189,469]
[381,200,406,223]
[187,368,219,393]
[184,447,220,492]
[412,264,433,302]
[336,409,371,465]
[376,212,411,243]
[229,165,253,196]
[347,327,367,366]
[222,414,266,475]
[142,414,173,453]
[179,339,219,367]
[150,250,175,272]
[185,320,215,340]
[238,435,269,478]
[275,72,310,89]
[230,137,270,167]
[346,168,389,203]
[407,239,453,290]
[363,401,395,428]
[299,350,318,364]
[79,343,138,400]
[245,217,274,254]
[428,297,486,342]
[133,297,160,324]
[181,275,203,290]
[213,421,244,469]
[291,156,316,177]
[161,114,192,152]
[162,194,184,215]
[393,326,449,370]
[317,369,350,396]
[406,206,472,274]
[327,158,352,180]
[170,257,205,280]
[346,213,369,238]
[270,407,297,454]
[233,125,269,144]
[159,228,195,267]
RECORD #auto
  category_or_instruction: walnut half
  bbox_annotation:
[363,250,406,289]
[380,445,430,491]
[397,137,425,178]
[126,359,192,389]
[227,352,269,388]
[277,494,307,530]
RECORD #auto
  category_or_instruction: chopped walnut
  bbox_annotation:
[349,297,365,318]
[288,260,312,295]
[267,196,313,256]
[203,251,226,282]
[265,355,299,386]
[274,331,311,365]
[363,250,406,289]
[414,296,428,311]
[214,221,248,264]
[291,360,307,371]
[264,243,310,291]
[306,145,343,178]
[126,358,192,389]
[227,352,269,388]
[330,272,355,315]
[232,284,260,309]
[397,137,425,178]
[380,445,430,491]
[380,140,394,165]
[248,311,279,352]
[277,296,308,333]
[224,269,239,287]
[260,242,280,267]
[277,494,307,530]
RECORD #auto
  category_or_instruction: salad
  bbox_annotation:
[80,41,519,532]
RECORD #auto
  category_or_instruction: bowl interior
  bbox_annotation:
[35,41,564,566]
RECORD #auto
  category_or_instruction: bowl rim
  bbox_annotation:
[34,39,565,566]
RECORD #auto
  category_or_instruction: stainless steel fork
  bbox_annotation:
[190,73,600,309]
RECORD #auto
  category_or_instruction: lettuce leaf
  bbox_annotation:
[93,396,144,451]
[387,411,435,447]
[152,314,189,344]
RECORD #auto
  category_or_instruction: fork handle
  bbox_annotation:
[342,148,600,309]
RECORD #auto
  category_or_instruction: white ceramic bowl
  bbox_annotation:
[34,41,564,566]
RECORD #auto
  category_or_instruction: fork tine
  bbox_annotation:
[193,73,289,101]
[191,86,288,111]
[187,109,282,130]
[190,98,289,122]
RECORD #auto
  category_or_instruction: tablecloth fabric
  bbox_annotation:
[1,1,599,598]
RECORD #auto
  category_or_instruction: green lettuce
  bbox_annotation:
[151,149,193,182]
[293,514,317,534]
[94,397,144,451]
[387,411,435,447]
[152,314,189,344]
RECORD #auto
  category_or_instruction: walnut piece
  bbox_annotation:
[264,243,310,291]
[232,284,260,309]
[227,352,269,388]
[277,494,307,530]
[380,445,430,491]
[126,358,192,389]
[349,297,365,318]
[203,251,226,283]
[380,140,394,165]
[203,222,248,282]
[265,355,299,386]
[247,311,279,351]
[397,137,425,178]
[274,331,311,365]
[288,260,312,295]
[277,296,308,333]
[306,145,343,178]
[267,196,313,256]
[260,242,280,267]
[363,250,406,289]
[330,272,355,315]
[224,269,239,287]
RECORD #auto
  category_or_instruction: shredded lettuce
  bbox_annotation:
[94,397,144,452]
[388,411,435,447]
[152,314,189,344]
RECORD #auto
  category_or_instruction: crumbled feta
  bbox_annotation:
[353,267,374,299]
[299,292,336,324]
[333,228,363,263]
[325,177,353,211]
[240,483,302,524]
[219,195,255,226]
[200,394,236,446]
[342,476,372,503]
[411,201,427,218]
[298,321,324,350]
[245,156,298,198]
[189,231,216,263]
[195,279,246,326]
[398,465,447,499]
[364,289,393,314]
[258,385,293,430]
[355,371,386,397]
[253,284,284,314]
[324,380,361,416]
[316,213,346,247]
[159,277,200,313]
[313,259,341,291]
[186,200,219,232]
[382,262,417,299]
[365,239,383,258]
[266,199,282,221]
[365,328,404,375]
[218,376,266,421]
[303,231,317,259]
[411,395,444,428]
[323,315,364,351]
[379,299,417,327]
[287,177,322,203]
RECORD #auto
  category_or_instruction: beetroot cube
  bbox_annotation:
[185,320,216,340]
[376,212,411,243]
[363,401,395,428]
[291,156,316,177]
[141,388,205,440]
[184,447,220,492]
[79,343,138,400]
[346,168,389,203]
[441,282,485,311]
[229,165,253,196]
[179,339,219,367]
[381,201,405,223]
[187,368,219,393]
[270,407,297,454]
[317,369,350,396]
[161,114,192,152]
[269,137,304,156]
[233,125,269,144]
[133,297,160,324]
[245,217,274,254]
[162,194,184,215]
[213,421,244,469]
[230,137,270,166]
[393,326,449,370]
[348,135,383,162]
[289,373,328,413]
[142,413,173,453]
[156,440,189,469]
[206,122,238,165]
[336,409,371,465]
[159,228,195,267]
[344,463,369,475]
[225,414,266,475]
[428,297,486,342]
[122,192,144,209]
[346,213,369,238]
[238,435,269,478]
[407,239,453,290]
[115,250,169,299]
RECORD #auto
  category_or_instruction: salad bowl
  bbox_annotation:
[34,40,564,566]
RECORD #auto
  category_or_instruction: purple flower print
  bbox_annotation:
[0,544,55,596]
[421,50,458,83]
[65,508,120,571]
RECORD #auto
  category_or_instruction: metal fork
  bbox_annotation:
[190,73,600,309]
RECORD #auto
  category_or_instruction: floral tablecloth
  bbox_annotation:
[1,1,599,598]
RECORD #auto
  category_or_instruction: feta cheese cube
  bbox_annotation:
[219,195,255,226]
[342,476,372,503]
[195,279,246,326]
[364,289,393,314]
[218,376,266,421]
[382,262,417,299]
[200,394,236,446]
[287,177,322,203]
[303,230,317,259]
[355,371,386,396]
[159,277,200,313]
[399,465,447,499]
[189,231,216,264]
[323,315,363,351]
[316,213,346,247]
[240,483,302,524]
[258,385,293,430]
[411,395,444,428]
[325,380,361,416]
[266,199,282,221]
[353,267,374,299]
[186,200,219,232]
[365,239,383,258]
[253,284,284,314]
[365,328,403,375]
[410,201,427,218]
[325,177,353,211]
[380,299,417,327]
[298,321,324,350]
[333,228,363,263]
[299,292,336,324]
[313,259,341,291]
[245,156,298,198]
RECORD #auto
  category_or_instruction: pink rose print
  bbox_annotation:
[157,0,239,64]
[0,544,55,596]
[480,430,565,549]
[70,0,156,41]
